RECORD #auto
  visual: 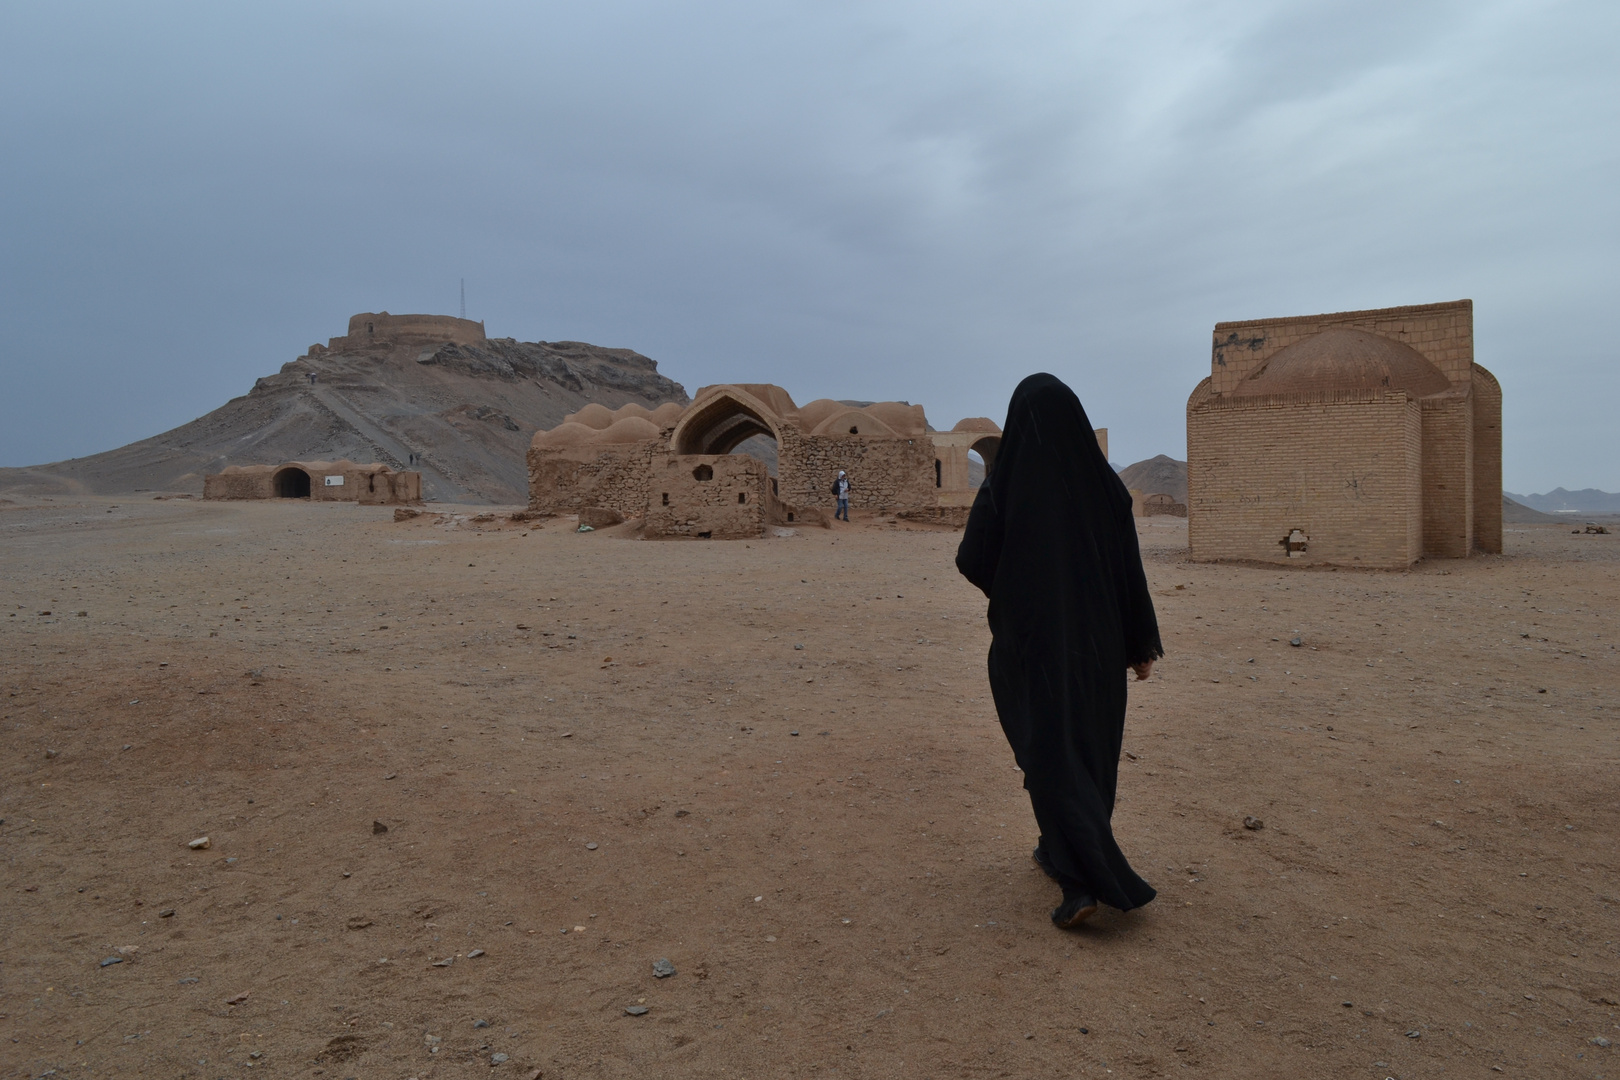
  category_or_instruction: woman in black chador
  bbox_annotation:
[956,373,1163,928]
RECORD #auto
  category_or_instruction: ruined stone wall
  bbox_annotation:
[1420,392,1475,559]
[526,441,663,516]
[1188,382,1423,567]
[1210,300,1474,394]
[359,471,421,505]
[644,454,768,539]
[774,430,938,510]
[203,471,272,499]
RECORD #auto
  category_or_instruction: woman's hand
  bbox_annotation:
[1130,661,1154,681]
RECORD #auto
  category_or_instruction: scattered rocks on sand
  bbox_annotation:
[474,1019,490,1028]
[373,820,388,834]
[99,956,123,967]
[1243,816,1264,830]
[652,958,676,978]
[432,957,453,967]
[1289,636,1303,647]
[1593,1036,1613,1048]
[625,1005,650,1016]
[187,836,210,849]
[491,1051,510,1064]
[585,841,598,850]
[468,949,485,958]
[159,908,175,918]
[225,992,250,1006]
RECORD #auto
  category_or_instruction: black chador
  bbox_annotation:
[956,373,1163,925]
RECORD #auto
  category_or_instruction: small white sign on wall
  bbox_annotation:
[324,475,344,487]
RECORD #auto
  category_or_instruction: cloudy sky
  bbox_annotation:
[2,0,1614,491]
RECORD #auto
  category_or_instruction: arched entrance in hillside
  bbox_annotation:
[273,467,312,498]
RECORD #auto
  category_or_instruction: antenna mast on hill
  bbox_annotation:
[460,279,466,320]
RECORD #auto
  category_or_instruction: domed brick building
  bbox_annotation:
[1186,300,1501,567]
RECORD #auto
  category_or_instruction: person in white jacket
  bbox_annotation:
[832,470,851,521]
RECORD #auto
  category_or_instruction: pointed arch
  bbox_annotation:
[669,386,787,456]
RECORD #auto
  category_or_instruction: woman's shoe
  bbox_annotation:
[1051,890,1099,928]
[1032,846,1062,883]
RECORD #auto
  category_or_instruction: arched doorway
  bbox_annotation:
[670,390,781,455]
[970,435,1001,476]
[273,467,311,498]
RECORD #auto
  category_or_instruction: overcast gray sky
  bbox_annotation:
[2,0,1614,491]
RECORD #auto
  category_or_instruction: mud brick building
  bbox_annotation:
[204,460,421,505]
[1186,300,1501,568]
[526,384,1097,538]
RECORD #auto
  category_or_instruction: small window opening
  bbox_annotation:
[661,493,669,506]
[367,322,374,334]
[1281,528,1309,557]
[787,512,795,522]
[368,475,376,493]
[693,464,713,482]
[770,477,778,496]
[848,425,859,435]
[738,492,747,504]
[697,530,712,539]
[934,459,942,488]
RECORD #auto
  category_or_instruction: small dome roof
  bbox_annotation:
[566,403,617,430]
[951,417,1001,433]
[532,422,601,447]
[648,402,685,426]
[862,402,928,436]
[1232,328,1450,398]
[596,416,661,443]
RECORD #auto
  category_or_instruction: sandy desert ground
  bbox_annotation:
[2,496,1617,1080]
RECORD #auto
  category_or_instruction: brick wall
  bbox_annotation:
[1188,382,1423,567]
[644,454,768,539]
[1471,366,1503,554]
[1211,300,1474,394]
[1420,393,1474,558]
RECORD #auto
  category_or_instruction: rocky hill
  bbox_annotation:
[1118,454,1188,503]
[0,319,688,504]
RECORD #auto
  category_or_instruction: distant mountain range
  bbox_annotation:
[1504,488,1620,514]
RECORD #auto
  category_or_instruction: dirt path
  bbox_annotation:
[2,498,1616,1078]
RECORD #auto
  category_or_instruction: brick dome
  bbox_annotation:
[1231,328,1450,398]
